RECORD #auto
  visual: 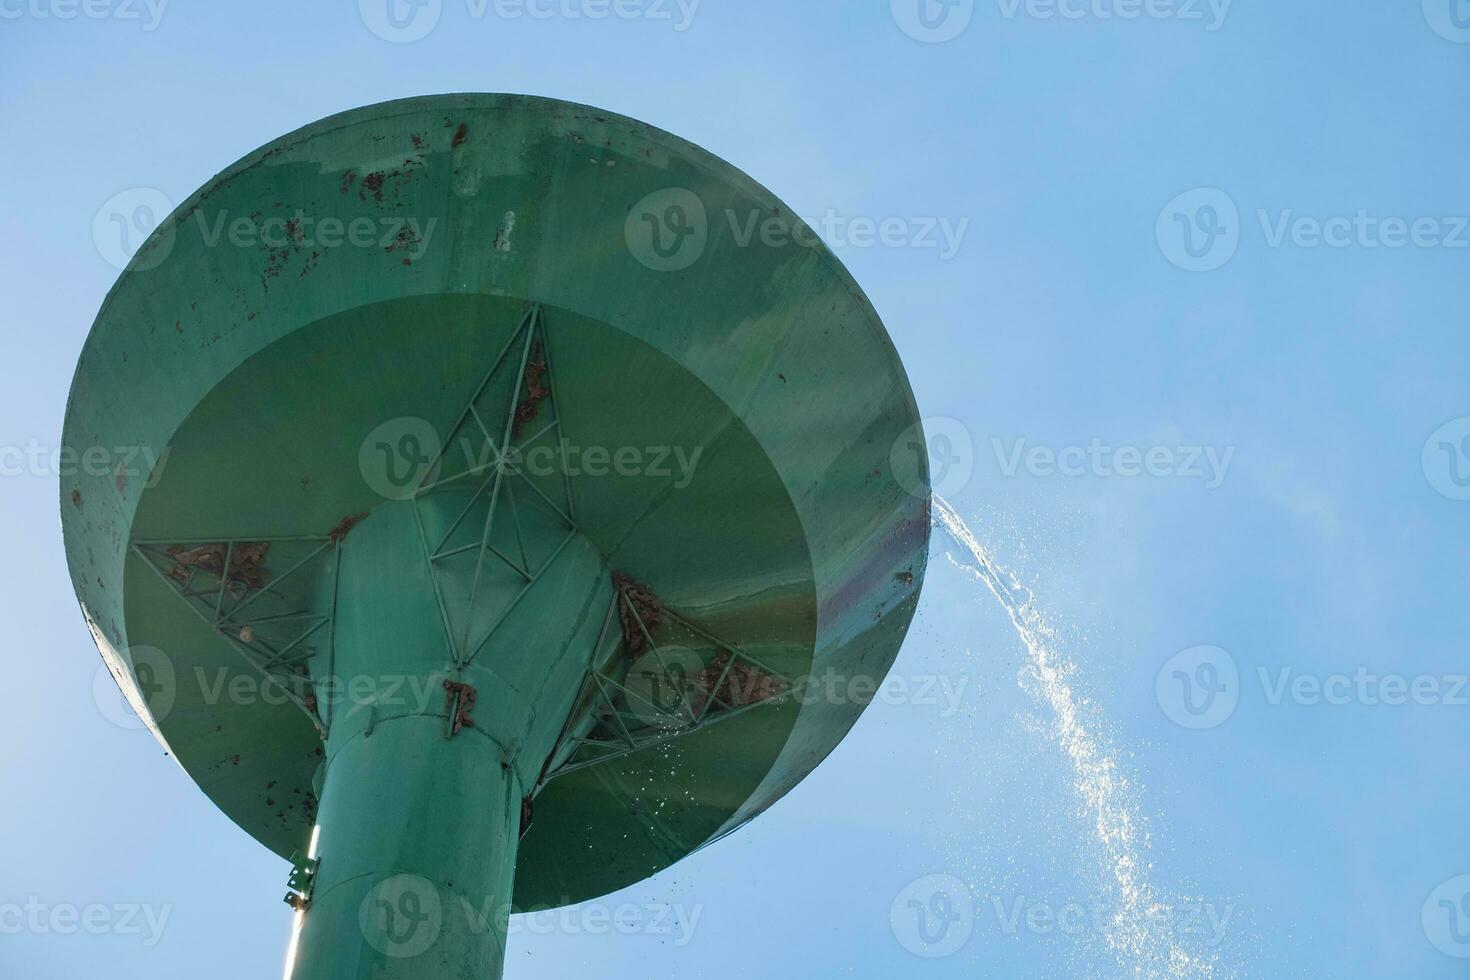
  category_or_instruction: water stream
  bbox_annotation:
[934,496,1221,979]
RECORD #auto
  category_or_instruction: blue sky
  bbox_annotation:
[3,1,1470,977]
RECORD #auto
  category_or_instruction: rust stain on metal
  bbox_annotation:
[519,796,534,838]
[451,122,468,148]
[692,650,785,715]
[265,216,308,289]
[327,512,369,545]
[443,680,478,735]
[166,541,270,589]
[512,342,549,435]
[359,172,386,203]
[384,224,420,254]
[613,572,663,655]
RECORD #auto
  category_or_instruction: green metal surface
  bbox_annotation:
[291,501,607,978]
[62,94,931,976]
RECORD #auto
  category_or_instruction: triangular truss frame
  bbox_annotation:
[131,535,339,732]
[537,582,797,788]
[408,304,580,668]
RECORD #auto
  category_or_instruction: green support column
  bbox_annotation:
[288,500,604,979]
[293,714,522,978]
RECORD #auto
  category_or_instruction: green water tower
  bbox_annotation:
[63,94,930,979]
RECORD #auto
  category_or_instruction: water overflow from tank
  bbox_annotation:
[934,496,1222,978]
